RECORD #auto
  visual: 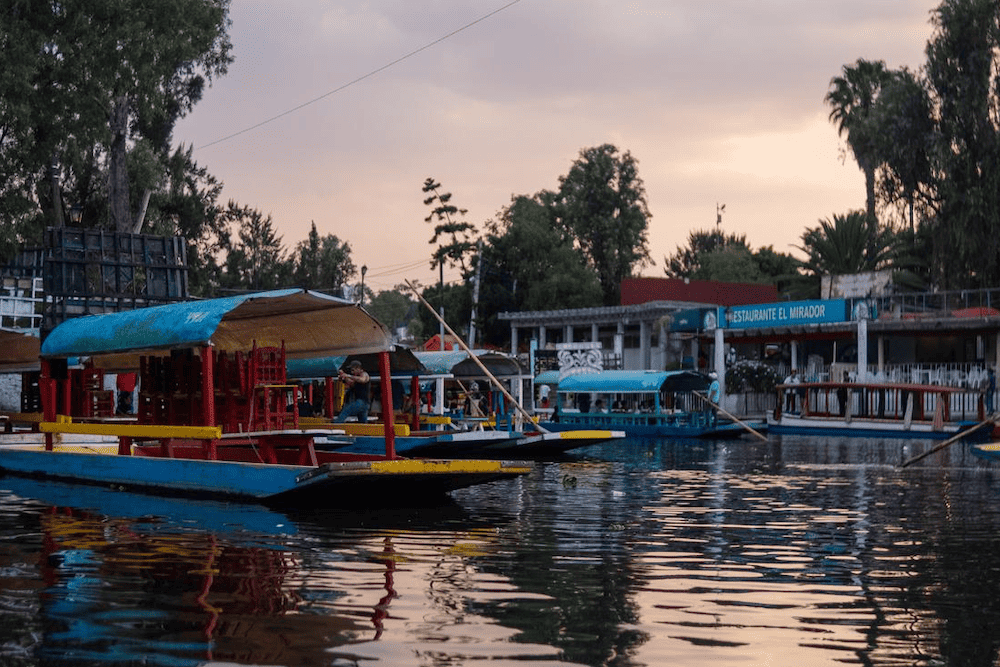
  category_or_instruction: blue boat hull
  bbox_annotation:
[328,428,623,458]
[0,448,531,506]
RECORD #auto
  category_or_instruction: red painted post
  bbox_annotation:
[378,351,396,458]
[41,360,55,451]
[201,345,215,427]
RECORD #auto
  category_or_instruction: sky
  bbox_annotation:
[173,0,938,295]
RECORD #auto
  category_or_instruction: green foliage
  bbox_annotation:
[366,289,419,337]
[422,177,478,275]
[825,58,893,225]
[725,361,781,393]
[0,0,232,236]
[551,144,652,305]
[417,282,472,344]
[220,202,290,291]
[665,230,749,278]
[798,211,900,279]
[664,230,803,297]
[290,222,356,292]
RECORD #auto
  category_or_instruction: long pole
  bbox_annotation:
[405,280,548,433]
[899,415,996,468]
[693,391,768,442]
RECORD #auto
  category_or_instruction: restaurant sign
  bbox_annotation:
[723,299,847,329]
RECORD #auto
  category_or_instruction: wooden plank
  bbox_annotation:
[39,421,221,440]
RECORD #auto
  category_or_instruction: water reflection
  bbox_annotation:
[3,436,1000,665]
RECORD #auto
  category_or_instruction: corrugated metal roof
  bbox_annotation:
[557,370,708,393]
[40,289,393,369]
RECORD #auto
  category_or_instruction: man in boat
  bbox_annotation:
[705,372,720,425]
[784,369,800,413]
[335,360,371,423]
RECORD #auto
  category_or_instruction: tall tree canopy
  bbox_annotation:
[220,202,289,292]
[422,177,478,276]
[825,58,893,231]
[0,0,232,245]
[551,144,651,305]
[837,0,1000,289]
[797,211,900,280]
[291,222,356,293]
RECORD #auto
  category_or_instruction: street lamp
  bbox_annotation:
[360,265,367,306]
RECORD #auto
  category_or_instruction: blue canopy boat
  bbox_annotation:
[286,349,624,458]
[536,369,763,439]
[0,289,530,505]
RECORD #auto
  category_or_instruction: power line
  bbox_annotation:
[197,0,524,151]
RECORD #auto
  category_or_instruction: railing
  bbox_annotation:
[845,286,1000,320]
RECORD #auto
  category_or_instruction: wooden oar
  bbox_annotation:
[694,390,768,442]
[405,280,549,433]
[899,415,997,468]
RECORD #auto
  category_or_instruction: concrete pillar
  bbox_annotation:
[614,323,624,361]
[658,323,667,370]
[564,324,573,344]
[714,327,726,399]
[640,320,650,369]
[857,318,869,381]
[510,325,519,356]
[877,335,885,374]
[539,325,547,348]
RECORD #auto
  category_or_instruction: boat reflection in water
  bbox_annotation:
[0,475,557,667]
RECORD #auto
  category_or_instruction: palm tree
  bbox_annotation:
[797,211,900,278]
[825,59,893,228]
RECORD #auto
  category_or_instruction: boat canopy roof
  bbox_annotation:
[558,370,709,394]
[534,370,560,385]
[413,350,487,375]
[41,289,393,370]
[287,348,429,380]
[413,350,525,381]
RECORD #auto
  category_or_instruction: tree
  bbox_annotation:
[366,288,420,340]
[476,194,602,344]
[551,144,652,305]
[920,0,1000,288]
[797,210,900,280]
[664,230,748,278]
[0,0,233,238]
[290,222,356,292]
[422,177,478,276]
[221,202,290,291]
[825,58,893,230]
[148,145,228,297]
[869,68,934,231]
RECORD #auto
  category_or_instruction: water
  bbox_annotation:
[2,435,1000,666]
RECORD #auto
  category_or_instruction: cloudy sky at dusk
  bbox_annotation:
[174,0,938,294]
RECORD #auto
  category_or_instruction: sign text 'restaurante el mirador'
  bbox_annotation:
[723,299,847,329]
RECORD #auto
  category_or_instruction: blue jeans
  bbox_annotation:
[335,399,369,423]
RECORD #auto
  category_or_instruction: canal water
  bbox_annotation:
[2,434,1000,667]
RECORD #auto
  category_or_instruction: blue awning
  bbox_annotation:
[557,370,708,394]
[41,289,393,370]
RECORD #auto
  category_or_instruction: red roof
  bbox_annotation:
[620,277,778,307]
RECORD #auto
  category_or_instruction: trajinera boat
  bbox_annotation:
[536,369,762,438]
[766,379,992,439]
[0,289,531,505]
[287,350,623,458]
